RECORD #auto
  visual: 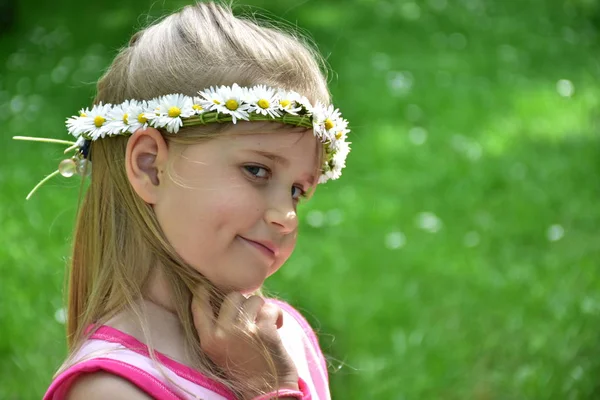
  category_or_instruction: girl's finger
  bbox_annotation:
[191,284,215,339]
[216,291,245,328]
[256,302,284,329]
[238,295,266,324]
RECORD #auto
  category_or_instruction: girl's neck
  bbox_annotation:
[144,265,179,314]
[105,266,190,364]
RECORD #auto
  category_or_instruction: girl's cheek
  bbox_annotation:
[207,188,257,219]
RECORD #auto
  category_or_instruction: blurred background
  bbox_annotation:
[1,0,599,398]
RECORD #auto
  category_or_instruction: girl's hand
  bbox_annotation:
[191,287,299,398]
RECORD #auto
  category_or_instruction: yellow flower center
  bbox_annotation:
[213,99,221,105]
[325,119,334,131]
[80,112,87,117]
[168,106,181,118]
[280,99,290,108]
[335,131,343,139]
[94,116,105,127]
[138,113,147,124]
[192,104,203,111]
[122,113,129,124]
[226,99,239,111]
[257,99,270,109]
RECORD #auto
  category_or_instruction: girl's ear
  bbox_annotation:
[125,127,169,205]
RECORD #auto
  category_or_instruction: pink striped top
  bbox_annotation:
[44,299,330,400]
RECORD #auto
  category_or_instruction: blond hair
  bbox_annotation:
[64,1,330,397]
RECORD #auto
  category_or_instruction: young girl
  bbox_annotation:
[22,2,350,399]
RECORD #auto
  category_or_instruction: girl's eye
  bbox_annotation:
[244,165,307,202]
[291,186,306,201]
[244,165,269,179]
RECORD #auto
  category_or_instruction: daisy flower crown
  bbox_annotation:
[14,84,351,199]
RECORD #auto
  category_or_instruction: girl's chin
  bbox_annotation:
[236,281,265,295]
[210,280,265,296]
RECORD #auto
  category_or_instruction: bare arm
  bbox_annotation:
[65,371,153,400]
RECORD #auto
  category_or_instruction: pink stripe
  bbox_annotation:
[269,300,329,380]
[298,377,312,400]
[89,326,236,399]
[43,357,181,400]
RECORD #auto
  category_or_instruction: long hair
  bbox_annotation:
[64,1,330,397]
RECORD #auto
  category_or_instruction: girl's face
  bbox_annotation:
[153,124,320,293]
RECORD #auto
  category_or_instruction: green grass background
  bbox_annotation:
[1,0,599,398]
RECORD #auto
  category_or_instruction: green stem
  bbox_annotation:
[26,170,61,200]
[13,136,77,146]
[180,112,313,129]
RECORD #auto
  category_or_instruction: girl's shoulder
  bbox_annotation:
[61,371,153,400]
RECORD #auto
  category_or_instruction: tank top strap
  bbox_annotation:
[43,326,236,400]
[43,355,182,400]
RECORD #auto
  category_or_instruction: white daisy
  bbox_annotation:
[332,140,351,169]
[106,100,141,135]
[297,95,316,116]
[321,104,344,133]
[66,116,86,138]
[197,85,226,113]
[66,107,93,137]
[329,126,350,150]
[151,94,195,133]
[239,85,253,101]
[322,166,340,182]
[210,84,250,124]
[311,101,329,140]
[125,100,152,133]
[142,97,162,125]
[276,90,303,115]
[76,103,112,140]
[318,161,339,184]
[247,85,281,119]
[191,96,206,115]
[323,167,342,182]
[314,103,348,142]
[320,138,351,184]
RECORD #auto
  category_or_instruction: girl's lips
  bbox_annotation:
[239,236,276,261]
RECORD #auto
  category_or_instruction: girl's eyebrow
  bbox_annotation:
[243,149,315,186]
[246,149,290,167]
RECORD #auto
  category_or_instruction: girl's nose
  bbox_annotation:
[264,208,298,234]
